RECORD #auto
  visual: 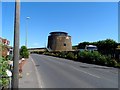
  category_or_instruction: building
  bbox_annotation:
[2,39,10,45]
[0,37,10,45]
[0,37,10,57]
[47,31,72,51]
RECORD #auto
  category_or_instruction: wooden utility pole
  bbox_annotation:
[12,0,20,89]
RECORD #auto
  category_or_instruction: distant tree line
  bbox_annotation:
[77,39,120,61]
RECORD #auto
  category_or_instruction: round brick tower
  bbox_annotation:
[47,32,72,51]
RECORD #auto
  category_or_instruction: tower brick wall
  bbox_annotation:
[47,32,72,51]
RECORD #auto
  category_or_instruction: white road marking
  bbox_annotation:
[48,57,101,79]
[30,56,44,88]
[70,66,101,78]
[47,57,101,79]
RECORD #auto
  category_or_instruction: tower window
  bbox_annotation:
[64,43,66,46]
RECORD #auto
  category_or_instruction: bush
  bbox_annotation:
[77,51,95,63]
[58,52,66,58]
[66,52,75,60]
[107,59,117,67]
[38,51,44,54]
[20,46,29,58]
[0,57,10,88]
[116,63,120,68]
[74,54,78,60]
[97,55,107,65]
[77,51,109,66]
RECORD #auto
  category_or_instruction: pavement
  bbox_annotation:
[19,57,40,88]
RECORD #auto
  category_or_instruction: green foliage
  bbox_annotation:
[72,45,78,50]
[77,51,117,67]
[78,42,90,49]
[0,57,10,88]
[78,39,118,56]
[97,55,107,65]
[58,52,66,58]
[96,39,117,54]
[107,59,117,67]
[43,50,119,67]
[66,52,75,60]
[116,63,120,68]
[40,50,119,68]
[20,46,29,58]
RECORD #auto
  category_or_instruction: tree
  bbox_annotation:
[72,45,78,50]
[96,39,117,56]
[78,42,90,49]
[20,46,29,58]
[115,44,120,62]
[78,39,118,57]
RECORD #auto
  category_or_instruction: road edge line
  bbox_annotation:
[30,56,43,88]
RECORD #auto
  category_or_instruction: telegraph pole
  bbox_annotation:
[12,0,20,89]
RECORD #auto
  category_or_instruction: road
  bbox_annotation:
[30,54,118,88]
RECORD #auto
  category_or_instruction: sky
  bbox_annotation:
[2,2,118,48]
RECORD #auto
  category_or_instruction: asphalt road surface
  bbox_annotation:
[30,54,118,88]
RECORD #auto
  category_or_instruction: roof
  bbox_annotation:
[86,45,97,47]
[50,31,68,35]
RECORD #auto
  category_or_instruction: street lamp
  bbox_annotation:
[25,16,30,47]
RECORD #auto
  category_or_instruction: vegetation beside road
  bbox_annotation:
[42,51,120,68]
[31,39,120,68]
[77,39,119,60]
[0,45,29,89]
[0,44,11,89]
[0,56,10,89]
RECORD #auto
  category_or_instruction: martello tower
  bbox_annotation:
[47,32,72,51]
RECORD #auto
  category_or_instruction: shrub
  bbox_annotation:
[20,46,29,58]
[77,51,109,66]
[77,51,94,63]
[77,51,85,61]
[66,52,75,60]
[98,55,107,65]
[107,59,117,67]
[0,57,10,88]
[43,52,50,55]
[38,51,44,54]
[116,63,120,68]
[74,54,78,60]
[58,52,66,58]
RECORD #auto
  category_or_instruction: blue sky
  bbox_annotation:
[2,2,118,48]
